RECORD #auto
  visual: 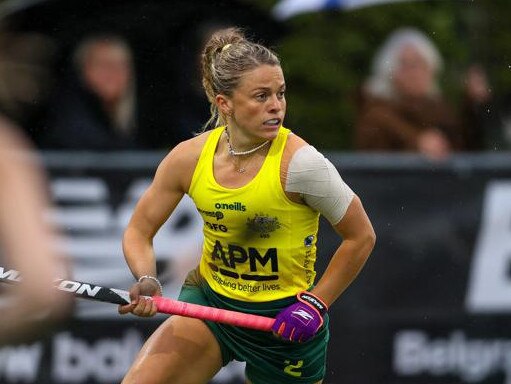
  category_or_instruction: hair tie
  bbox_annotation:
[221,43,232,52]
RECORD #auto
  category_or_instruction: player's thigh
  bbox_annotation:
[123,315,223,384]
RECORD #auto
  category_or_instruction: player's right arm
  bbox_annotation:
[119,135,206,316]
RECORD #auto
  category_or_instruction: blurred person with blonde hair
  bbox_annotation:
[44,33,138,149]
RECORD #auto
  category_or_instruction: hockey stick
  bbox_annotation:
[0,266,275,331]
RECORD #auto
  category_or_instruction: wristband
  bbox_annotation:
[138,275,163,295]
[297,291,328,316]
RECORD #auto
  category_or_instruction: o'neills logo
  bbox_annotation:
[215,202,246,212]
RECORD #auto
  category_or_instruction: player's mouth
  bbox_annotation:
[263,118,281,127]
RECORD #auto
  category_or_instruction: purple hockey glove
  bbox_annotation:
[272,291,328,342]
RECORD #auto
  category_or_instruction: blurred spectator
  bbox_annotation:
[43,34,139,150]
[354,27,490,159]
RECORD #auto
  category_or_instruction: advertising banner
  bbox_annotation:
[0,152,510,384]
[320,153,511,384]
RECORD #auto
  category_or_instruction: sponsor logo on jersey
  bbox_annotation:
[215,202,246,212]
[205,221,228,232]
[210,240,279,281]
[197,208,224,220]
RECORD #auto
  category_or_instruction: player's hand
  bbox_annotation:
[272,291,328,342]
[118,279,160,317]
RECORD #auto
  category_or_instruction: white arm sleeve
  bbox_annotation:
[285,145,355,225]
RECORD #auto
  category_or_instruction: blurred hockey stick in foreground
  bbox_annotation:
[0,266,275,331]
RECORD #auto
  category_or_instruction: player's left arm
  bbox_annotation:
[282,136,376,307]
[273,136,375,342]
[312,195,375,306]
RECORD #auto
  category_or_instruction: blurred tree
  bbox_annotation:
[477,0,511,95]
[251,0,507,150]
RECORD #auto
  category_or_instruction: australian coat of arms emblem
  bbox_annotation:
[246,213,281,238]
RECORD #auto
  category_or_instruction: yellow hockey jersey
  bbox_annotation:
[188,126,320,301]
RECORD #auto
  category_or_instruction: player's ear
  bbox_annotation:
[215,94,233,117]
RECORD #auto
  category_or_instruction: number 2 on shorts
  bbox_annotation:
[284,360,304,377]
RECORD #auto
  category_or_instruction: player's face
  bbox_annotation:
[227,64,286,142]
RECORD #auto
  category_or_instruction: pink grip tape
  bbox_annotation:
[152,296,275,331]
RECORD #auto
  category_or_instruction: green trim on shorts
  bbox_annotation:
[178,269,329,384]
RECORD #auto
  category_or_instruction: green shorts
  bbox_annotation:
[178,269,329,384]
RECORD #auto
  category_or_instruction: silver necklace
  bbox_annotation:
[225,128,270,156]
